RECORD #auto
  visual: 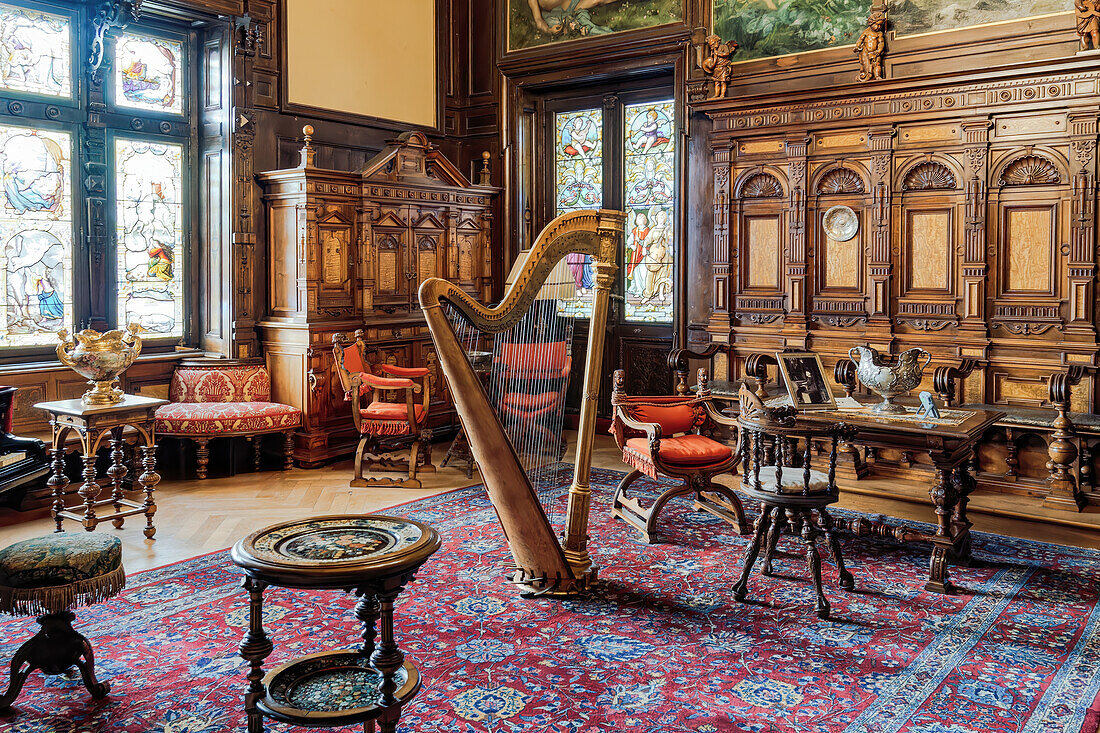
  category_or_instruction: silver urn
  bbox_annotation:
[848,345,932,414]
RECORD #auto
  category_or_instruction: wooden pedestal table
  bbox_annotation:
[36,395,166,538]
[231,515,442,733]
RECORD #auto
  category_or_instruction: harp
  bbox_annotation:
[419,209,625,596]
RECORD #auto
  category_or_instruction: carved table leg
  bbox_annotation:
[370,589,405,707]
[949,463,974,565]
[137,443,159,539]
[48,435,70,533]
[732,505,772,601]
[925,462,957,594]
[108,427,127,529]
[195,438,210,480]
[1004,429,1018,479]
[78,433,101,532]
[240,577,273,733]
[355,592,380,656]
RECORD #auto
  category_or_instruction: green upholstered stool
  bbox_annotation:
[0,533,125,710]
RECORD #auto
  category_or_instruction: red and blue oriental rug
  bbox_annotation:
[2,466,1099,733]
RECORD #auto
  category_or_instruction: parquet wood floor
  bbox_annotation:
[0,435,1096,576]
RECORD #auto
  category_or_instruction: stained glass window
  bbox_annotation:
[114,32,183,114]
[0,124,71,346]
[623,100,675,323]
[116,138,184,337]
[554,108,602,318]
[0,3,71,98]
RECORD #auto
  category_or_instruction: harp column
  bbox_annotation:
[561,231,620,581]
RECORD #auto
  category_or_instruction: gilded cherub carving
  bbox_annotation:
[1077,0,1100,50]
[701,34,737,100]
[854,7,887,82]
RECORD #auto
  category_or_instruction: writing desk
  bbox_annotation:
[724,392,1004,594]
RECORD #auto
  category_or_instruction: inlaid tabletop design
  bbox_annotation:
[248,517,425,566]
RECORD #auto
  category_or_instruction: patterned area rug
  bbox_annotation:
[2,466,1100,733]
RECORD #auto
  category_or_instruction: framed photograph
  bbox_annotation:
[775,351,836,411]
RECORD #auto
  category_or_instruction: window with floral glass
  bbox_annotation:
[0,1,193,352]
[551,97,676,324]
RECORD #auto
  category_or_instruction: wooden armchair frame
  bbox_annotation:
[332,331,434,488]
[610,368,748,544]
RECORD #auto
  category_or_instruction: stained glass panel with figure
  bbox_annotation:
[113,32,183,114]
[115,138,183,337]
[623,100,674,323]
[0,125,72,346]
[554,108,602,318]
[0,3,71,98]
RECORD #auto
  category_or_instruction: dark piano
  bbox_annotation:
[0,386,49,510]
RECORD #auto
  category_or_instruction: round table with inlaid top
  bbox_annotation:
[230,514,441,733]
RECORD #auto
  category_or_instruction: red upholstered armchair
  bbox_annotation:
[494,340,572,462]
[154,360,302,480]
[610,368,748,544]
[332,331,434,488]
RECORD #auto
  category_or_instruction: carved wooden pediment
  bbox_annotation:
[414,211,447,230]
[998,154,1060,186]
[902,161,957,191]
[816,167,866,195]
[372,210,408,228]
[359,131,475,188]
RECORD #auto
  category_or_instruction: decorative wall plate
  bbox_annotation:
[822,205,859,242]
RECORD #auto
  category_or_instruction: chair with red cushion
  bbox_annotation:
[332,330,434,488]
[494,340,572,462]
[609,368,748,544]
[154,360,302,480]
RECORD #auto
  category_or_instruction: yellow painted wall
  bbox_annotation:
[285,0,437,128]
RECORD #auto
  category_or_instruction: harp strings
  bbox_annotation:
[443,257,586,535]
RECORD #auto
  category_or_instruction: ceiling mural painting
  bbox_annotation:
[508,0,683,51]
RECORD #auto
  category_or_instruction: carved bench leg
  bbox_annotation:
[194,438,210,480]
[283,432,295,471]
[249,436,262,472]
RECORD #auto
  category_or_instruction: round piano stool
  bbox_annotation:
[0,533,125,710]
[231,515,441,733]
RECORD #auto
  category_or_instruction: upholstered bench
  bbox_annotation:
[155,360,302,480]
[0,533,125,709]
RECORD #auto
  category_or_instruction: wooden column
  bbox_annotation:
[865,126,895,342]
[783,136,809,347]
[707,142,734,355]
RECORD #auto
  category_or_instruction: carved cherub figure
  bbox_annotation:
[854,8,887,82]
[1076,0,1100,50]
[701,34,737,99]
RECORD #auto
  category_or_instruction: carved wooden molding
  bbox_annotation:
[816,168,866,195]
[739,172,784,198]
[997,154,1061,186]
[902,161,957,191]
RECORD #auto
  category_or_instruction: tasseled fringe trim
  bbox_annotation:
[621,448,659,481]
[0,564,126,616]
[360,420,413,436]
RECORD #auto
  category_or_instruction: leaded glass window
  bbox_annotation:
[623,100,674,323]
[0,3,70,99]
[115,138,184,337]
[113,31,183,115]
[554,108,602,318]
[0,124,71,345]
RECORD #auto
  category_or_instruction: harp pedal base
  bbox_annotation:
[508,568,599,598]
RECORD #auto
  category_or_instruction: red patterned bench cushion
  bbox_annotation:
[170,365,271,403]
[155,402,301,435]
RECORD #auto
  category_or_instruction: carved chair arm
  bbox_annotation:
[360,371,420,392]
[379,364,430,379]
[668,343,727,395]
[745,353,778,399]
[933,359,978,407]
[833,359,857,398]
[611,405,663,454]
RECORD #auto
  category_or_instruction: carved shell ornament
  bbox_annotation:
[817,167,866,194]
[902,161,957,190]
[740,173,784,198]
[998,155,1061,186]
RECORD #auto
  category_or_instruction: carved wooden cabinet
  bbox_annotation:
[693,62,1100,507]
[258,132,498,466]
